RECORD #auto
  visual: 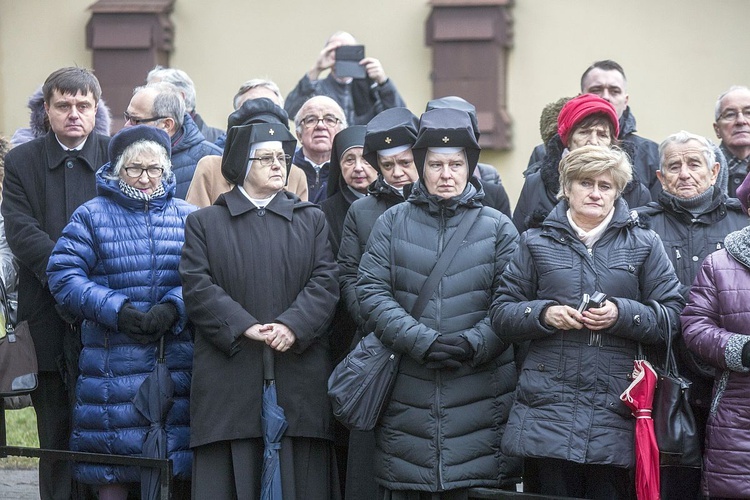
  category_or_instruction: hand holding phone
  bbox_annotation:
[334,45,366,79]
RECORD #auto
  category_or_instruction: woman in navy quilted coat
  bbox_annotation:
[47,126,195,500]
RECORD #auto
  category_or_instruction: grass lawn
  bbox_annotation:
[0,406,39,469]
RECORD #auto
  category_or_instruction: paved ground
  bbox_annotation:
[0,469,38,499]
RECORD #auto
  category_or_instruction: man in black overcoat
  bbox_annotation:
[2,67,110,500]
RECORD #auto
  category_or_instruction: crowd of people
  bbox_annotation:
[3,29,750,500]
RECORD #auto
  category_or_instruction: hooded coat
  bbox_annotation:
[491,198,684,468]
[512,136,651,234]
[46,163,195,484]
[681,227,750,498]
[356,178,522,491]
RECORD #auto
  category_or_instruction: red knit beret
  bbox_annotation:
[737,172,750,213]
[557,94,620,146]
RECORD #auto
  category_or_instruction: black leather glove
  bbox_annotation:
[141,303,178,337]
[424,336,472,370]
[117,303,145,336]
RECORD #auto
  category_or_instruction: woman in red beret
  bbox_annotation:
[512,94,651,234]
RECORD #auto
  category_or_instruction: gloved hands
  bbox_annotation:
[424,335,473,370]
[118,302,177,344]
[118,303,145,336]
[141,303,178,337]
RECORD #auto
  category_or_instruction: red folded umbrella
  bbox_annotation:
[620,359,660,500]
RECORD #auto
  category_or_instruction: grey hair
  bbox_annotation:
[294,95,347,135]
[232,79,284,110]
[557,145,632,200]
[658,131,716,172]
[146,66,197,112]
[133,82,186,129]
[104,140,172,181]
[714,85,750,121]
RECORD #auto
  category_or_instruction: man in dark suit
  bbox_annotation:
[2,67,110,500]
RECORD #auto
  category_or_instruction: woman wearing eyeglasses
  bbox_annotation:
[46,126,196,500]
[179,122,341,499]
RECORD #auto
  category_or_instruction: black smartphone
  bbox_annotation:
[334,45,366,79]
[577,292,607,313]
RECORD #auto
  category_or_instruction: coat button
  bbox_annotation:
[692,255,699,262]
[537,363,545,371]
[524,307,531,316]
[634,315,641,325]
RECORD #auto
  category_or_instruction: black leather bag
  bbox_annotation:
[648,300,702,468]
[0,277,37,398]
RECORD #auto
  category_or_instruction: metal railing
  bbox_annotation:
[0,403,172,500]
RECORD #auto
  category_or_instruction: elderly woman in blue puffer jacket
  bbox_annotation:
[47,126,195,500]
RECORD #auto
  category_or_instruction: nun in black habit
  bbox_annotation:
[180,122,341,500]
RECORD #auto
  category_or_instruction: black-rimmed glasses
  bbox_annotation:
[123,112,168,125]
[300,114,341,129]
[123,166,165,178]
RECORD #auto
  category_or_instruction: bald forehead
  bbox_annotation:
[719,88,750,110]
[300,97,343,119]
[238,86,281,107]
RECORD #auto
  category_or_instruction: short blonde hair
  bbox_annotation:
[557,145,632,200]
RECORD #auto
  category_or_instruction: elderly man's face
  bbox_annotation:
[297,99,344,158]
[423,150,469,199]
[657,140,719,199]
[582,68,629,119]
[125,89,171,135]
[713,88,750,159]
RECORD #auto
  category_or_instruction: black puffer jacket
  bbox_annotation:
[635,187,748,408]
[512,136,651,234]
[356,179,521,491]
[491,198,684,468]
[636,187,747,300]
[338,177,404,341]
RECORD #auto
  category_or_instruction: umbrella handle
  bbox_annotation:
[263,346,275,382]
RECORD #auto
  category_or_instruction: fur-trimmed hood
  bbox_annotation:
[11,87,112,147]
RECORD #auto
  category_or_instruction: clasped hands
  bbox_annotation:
[424,335,473,370]
[543,300,618,331]
[118,302,178,344]
[244,323,296,353]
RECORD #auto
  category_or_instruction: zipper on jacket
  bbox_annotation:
[675,248,682,261]
[435,369,444,489]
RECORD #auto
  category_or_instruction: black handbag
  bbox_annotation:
[328,208,481,431]
[0,277,38,398]
[648,300,702,468]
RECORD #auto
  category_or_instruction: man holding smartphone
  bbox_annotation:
[285,31,407,126]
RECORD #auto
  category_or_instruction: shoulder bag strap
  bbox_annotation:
[410,207,481,320]
[0,277,13,338]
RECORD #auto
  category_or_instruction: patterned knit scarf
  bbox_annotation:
[119,179,165,201]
